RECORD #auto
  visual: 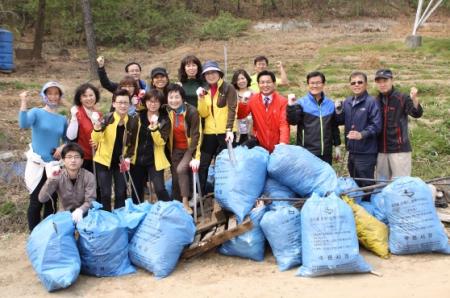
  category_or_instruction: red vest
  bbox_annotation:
[76,107,102,160]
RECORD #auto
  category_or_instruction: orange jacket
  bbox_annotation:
[237,91,290,152]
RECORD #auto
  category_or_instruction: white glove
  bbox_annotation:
[148,114,159,130]
[131,96,139,105]
[225,131,234,143]
[196,87,207,97]
[189,159,200,172]
[71,208,84,224]
[70,106,78,121]
[91,112,100,127]
[334,146,342,162]
[287,94,296,106]
[242,91,252,100]
[96,56,105,68]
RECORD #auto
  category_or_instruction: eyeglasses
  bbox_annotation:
[350,81,365,86]
[65,155,81,160]
[115,101,130,105]
[309,81,323,86]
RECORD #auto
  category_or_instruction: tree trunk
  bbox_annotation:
[80,0,98,79]
[32,0,46,60]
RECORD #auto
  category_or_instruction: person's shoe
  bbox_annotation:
[435,191,448,208]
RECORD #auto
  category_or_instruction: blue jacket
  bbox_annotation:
[287,92,340,157]
[336,91,382,155]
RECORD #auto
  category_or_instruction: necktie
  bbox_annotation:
[264,96,270,109]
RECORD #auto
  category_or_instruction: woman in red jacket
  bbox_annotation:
[67,83,102,174]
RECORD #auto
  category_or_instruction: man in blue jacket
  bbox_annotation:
[374,69,423,179]
[287,71,341,164]
[336,71,382,187]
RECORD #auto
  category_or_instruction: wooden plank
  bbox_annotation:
[215,224,225,234]
[195,212,227,234]
[437,208,450,223]
[188,233,202,249]
[228,216,237,229]
[181,217,253,260]
[201,227,217,241]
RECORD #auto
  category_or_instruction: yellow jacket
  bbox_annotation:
[167,103,202,161]
[91,112,135,168]
[197,79,238,134]
[130,113,170,171]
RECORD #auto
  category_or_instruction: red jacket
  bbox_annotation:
[237,92,290,152]
[77,107,102,160]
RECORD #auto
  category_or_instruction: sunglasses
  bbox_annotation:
[350,81,364,86]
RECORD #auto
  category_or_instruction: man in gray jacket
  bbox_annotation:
[39,142,96,223]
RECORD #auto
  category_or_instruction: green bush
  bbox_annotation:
[198,11,250,41]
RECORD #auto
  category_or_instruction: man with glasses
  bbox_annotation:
[39,142,96,224]
[335,71,381,187]
[374,69,423,179]
[287,71,340,164]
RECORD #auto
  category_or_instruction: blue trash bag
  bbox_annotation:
[371,192,388,224]
[113,198,152,241]
[335,177,364,204]
[129,201,196,278]
[297,193,372,277]
[215,146,269,221]
[263,177,296,198]
[205,164,215,193]
[76,202,135,277]
[382,177,450,255]
[165,179,172,198]
[267,144,337,197]
[359,201,375,216]
[26,211,80,292]
[260,204,302,271]
[219,205,267,261]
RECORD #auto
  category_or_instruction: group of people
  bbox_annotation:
[18,54,423,232]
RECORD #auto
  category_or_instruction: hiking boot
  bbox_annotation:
[435,191,448,208]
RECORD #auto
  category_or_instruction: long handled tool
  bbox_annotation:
[119,156,141,204]
[192,170,205,223]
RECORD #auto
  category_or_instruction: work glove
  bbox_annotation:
[225,131,234,143]
[71,208,84,224]
[119,158,131,173]
[196,87,207,97]
[189,159,200,172]
[287,94,297,106]
[70,106,78,122]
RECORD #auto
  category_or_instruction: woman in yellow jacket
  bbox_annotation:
[129,89,171,203]
[91,89,138,211]
[197,60,237,195]
[166,83,202,213]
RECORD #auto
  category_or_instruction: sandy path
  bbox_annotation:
[1,233,449,298]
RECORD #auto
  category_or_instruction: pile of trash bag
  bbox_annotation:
[219,205,267,261]
[77,202,135,277]
[268,145,337,197]
[129,201,196,278]
[215,146,269,221]
[298,193,372,277]
[27,211,80,292]
[382,177,450,255]
[113,198,152,241]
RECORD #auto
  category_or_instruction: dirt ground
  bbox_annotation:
[0,232,449,298]
[1,15,450,298]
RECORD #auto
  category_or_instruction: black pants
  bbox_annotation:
[130,164,170,203]
[82,159,101,200]
[199,134,232,195]
[95,162,127,211]
[348,153,377,188]
[317,153,333,165]
[28,172,57,232]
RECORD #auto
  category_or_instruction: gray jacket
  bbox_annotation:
[39,168,96,214]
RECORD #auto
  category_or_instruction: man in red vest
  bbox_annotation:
[237,70,290,153]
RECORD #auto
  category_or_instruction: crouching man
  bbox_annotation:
[39,142,96,224]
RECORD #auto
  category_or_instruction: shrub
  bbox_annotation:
[198,11,250,41]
